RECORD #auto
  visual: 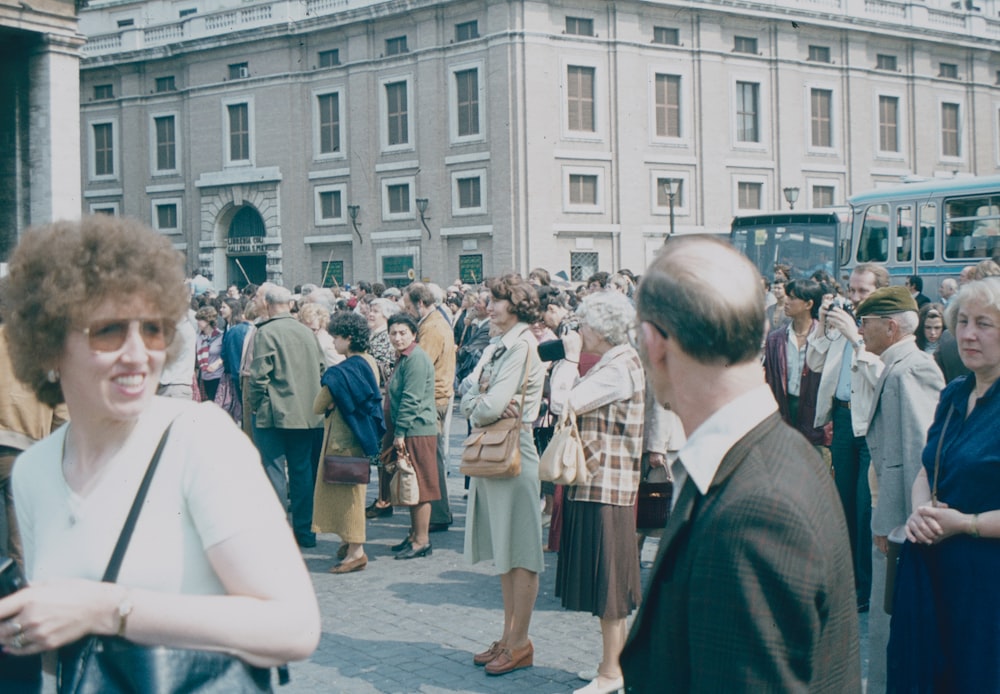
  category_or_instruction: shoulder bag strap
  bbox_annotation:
[930,405,954,508]
[101,420,178,583]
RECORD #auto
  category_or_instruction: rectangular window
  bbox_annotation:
[322,260,344,289]
[93,123,114,176]
[318,49,340,67]
[857,203,890,262]
[654,74,681,138]
[317,93,340,154]
[385,36,408,56]
[178,8,196,17]
[737,182,762,210]
[94,84,114,100]
[459,255,483,284]
[939,63,958,79]
[387,183,410,214]
[736,81,759,143]
[879,95,899,152]
[156,203,178,230]
[812,185,835,208]
[734,36,758,54]
[876,54,897,71]
[565,17,594,36]
[154,76,175,92]
[228,62,249,80]
[116,18,134,27]
[457,176,481,209]
[455,69,480,137]
[385,81,408,146]
[919,203,937,261]
[942,103,960,157]
[319,190,342,220]
[810,88,833,148]
[897,205,914,262]
[653,26,679,45]
[154,115,176,171]
[944,195,1000,260]
[568,174,598,205]
[228,103,250,162]
[567,66,596,132]
[455,20,479,42]
[808,45,831,63]
[570,251,599,282]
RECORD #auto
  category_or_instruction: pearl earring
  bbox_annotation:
[46,369,60,383]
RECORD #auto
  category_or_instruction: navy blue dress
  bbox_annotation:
[887,375,1000,692]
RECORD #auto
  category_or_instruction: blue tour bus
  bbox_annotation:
[845,175,1000,296]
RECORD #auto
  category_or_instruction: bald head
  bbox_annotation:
[636,236,765,366]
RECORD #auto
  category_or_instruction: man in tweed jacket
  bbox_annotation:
[621,236,860,692]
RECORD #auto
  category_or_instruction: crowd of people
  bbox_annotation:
[0,214,998,692]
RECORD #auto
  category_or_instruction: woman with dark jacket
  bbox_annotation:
[312,312,385,574]
[764,278,832,454]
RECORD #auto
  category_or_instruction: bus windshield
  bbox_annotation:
[730,209,849,281]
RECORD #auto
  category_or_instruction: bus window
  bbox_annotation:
[945,195,1000,259]
[896,205,913,263]
[857,204,889,262]
[919,203,936,261]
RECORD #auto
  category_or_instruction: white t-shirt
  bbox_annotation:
[13,397,286,595]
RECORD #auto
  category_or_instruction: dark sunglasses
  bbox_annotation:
[82,318,175,352]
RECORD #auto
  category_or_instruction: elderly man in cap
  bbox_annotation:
[857,285,944,693]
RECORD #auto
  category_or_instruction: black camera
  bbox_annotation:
[826,296,854,316]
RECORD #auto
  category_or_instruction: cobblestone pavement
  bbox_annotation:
[282,420,868,693]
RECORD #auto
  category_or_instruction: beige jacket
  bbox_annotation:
[0,326,68,450]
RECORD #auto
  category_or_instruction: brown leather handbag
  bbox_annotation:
[322,455,371,485]
[460,359,530,479]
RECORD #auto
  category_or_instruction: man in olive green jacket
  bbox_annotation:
[250,284,325,548]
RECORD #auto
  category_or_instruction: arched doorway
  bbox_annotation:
[227,205,267,288]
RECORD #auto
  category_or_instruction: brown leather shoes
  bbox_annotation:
[484,640,533,676]
[328,554,368,574]
[473,641,503,666]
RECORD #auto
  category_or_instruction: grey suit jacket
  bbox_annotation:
[620,413,861,693]
[865,339,944,537]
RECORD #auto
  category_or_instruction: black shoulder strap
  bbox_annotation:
[101,420,177,583]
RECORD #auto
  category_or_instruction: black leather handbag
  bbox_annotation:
[57,421,280,694]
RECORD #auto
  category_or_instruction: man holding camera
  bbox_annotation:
[806,262,888,613]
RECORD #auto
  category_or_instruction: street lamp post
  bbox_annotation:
[782,186,800,210]
[663,178,680,240]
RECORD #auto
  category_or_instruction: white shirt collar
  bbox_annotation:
[676,384,778,495]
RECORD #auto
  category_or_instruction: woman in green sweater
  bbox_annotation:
[383,313,440,559]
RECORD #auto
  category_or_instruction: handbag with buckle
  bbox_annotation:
[636,466,673,531]
[460,359,530,479]
[57,420,282,694]
[322,455,371,485]
[388,448,419,506]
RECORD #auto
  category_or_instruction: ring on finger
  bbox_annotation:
[11,632,24,649]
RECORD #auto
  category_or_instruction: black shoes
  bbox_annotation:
[395,543,432,560]
[366,501,393,519]
[391,537,413,553]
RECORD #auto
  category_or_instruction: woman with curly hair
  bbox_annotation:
[298,302,341,367]
[0,216,319,680]
[194,305,224,401]
[311,312,385,574]
[462,274,545,676]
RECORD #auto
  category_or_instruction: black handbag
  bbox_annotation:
[322,455,372,485]
[57,420,281,694]
[636,467,673,531]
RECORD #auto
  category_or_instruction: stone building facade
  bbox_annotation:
[0,0,82,261]
[78,0,1000,288]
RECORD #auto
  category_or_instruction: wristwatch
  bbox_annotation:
[852,336,865,351]
[116,593,134,637]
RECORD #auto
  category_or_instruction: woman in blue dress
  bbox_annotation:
[888,277,1000,692]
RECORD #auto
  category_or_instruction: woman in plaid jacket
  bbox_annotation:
[554,290,645,694]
